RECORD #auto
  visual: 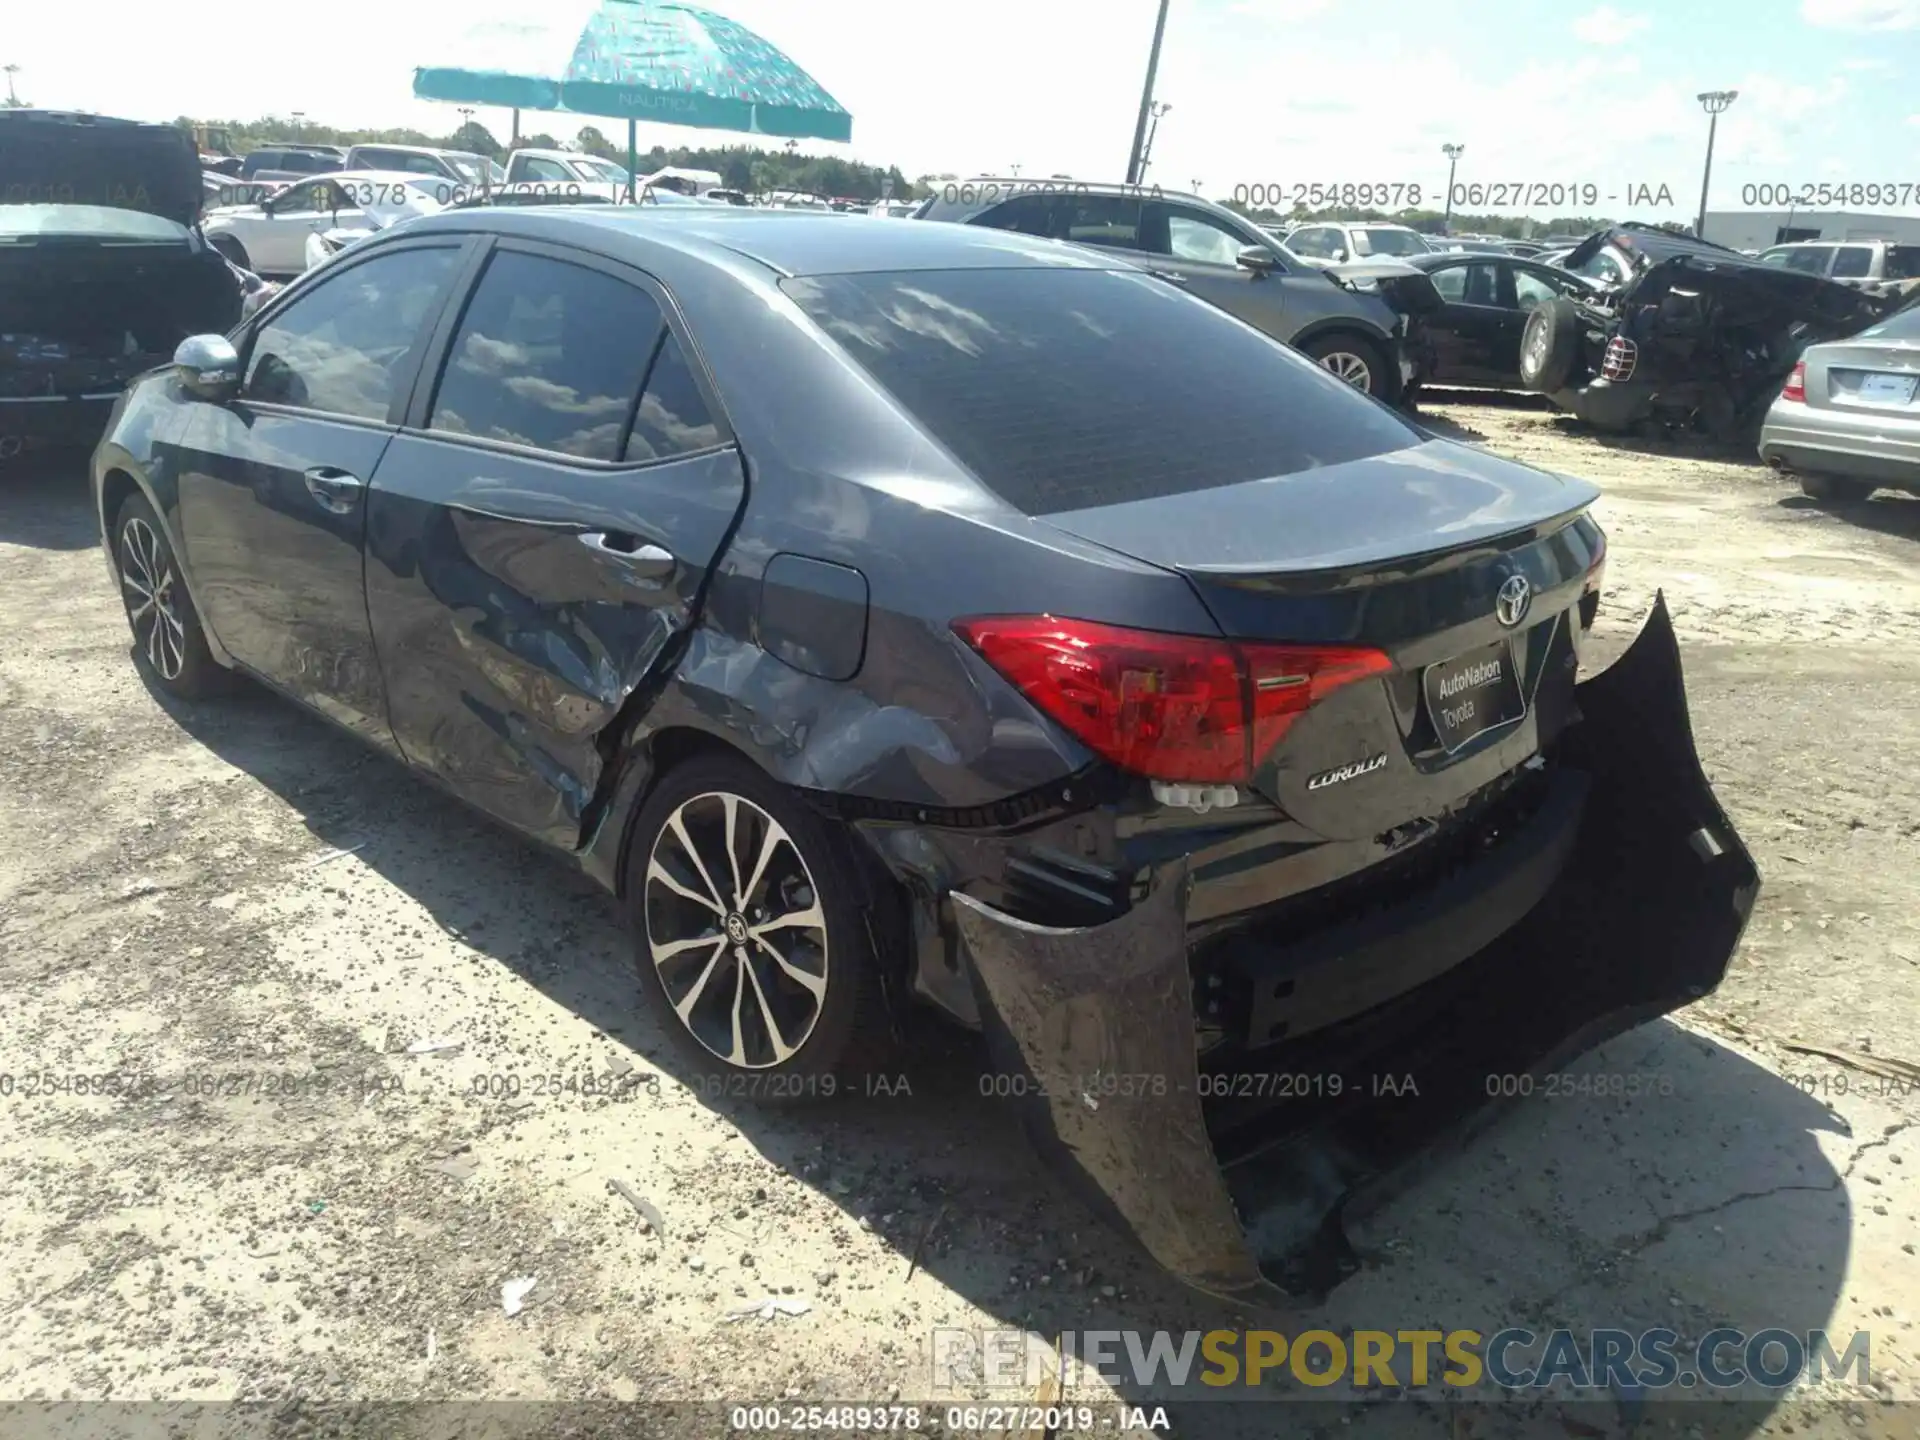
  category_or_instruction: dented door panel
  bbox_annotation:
[363,436,746,847]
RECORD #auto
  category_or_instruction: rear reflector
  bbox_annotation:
[1781,361,1806,403]
[953,615,1393,783]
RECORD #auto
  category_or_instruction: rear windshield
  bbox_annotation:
[0,205,189,241]
[1855,303,1920,341]
[781,268,1419,515]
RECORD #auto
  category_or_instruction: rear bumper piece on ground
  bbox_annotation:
[951,593,1759,1310]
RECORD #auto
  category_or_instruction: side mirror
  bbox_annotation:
[174,334,241,401]
[1235,245,1279,277]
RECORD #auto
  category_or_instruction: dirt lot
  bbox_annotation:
[1,399,1917,1440]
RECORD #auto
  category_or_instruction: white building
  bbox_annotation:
[1701,210,1920,252]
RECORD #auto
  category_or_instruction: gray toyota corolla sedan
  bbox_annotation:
[91,208,1758,1308]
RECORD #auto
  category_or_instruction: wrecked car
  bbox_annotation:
[92,210,1758,1309]
[1519,222,1905,441]
[2,109,246,459]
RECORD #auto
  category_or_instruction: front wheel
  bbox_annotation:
[1799,473,1874,504]
[625,754,891,1102]
[1302,333,1391,400]
[113,493,226,699]
[209,234,251,272]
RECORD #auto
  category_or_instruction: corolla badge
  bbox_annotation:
[1306,753,1389,791]
[1495,574,1533,629]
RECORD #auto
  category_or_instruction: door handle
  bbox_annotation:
[1146,269,1190,285]
[578,531,676,580]
[303,466,363,514]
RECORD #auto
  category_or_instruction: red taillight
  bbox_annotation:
[952,615,1393,783]
[1585,527,1607,593]
[1781,361,1806,402]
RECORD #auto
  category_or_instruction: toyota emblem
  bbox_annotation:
[1495,574,1532,629]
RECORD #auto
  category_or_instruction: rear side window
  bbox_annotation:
[428,251,665,460]
[626,334,722,461]
[977,193,1059,237]
[1831,246,1874,279]
[1887,246,1920,280]
[782,268,1419,516]
[1060,195,1142,249]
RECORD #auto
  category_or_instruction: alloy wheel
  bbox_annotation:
[1523,321,1548,375]
[120,517,187,681]
[1319,352,1373,390]
[643,791,830,1069]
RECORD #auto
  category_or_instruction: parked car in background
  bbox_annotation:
[1755,239,1920,298]
[1518,223,1904,439]
[1429,238,1509,254]
[503,147,631,187]
[341,145,504,189]
[916,179,1440,401]
[1399,251,1604,392]
[867,200,916,217]
[203,172,444,277]
[1283,221,1432,266]
[90,205,1753,1309]
[1759,302,1920,502]
[237,145,344,182]
[1,109,244,455]
[707,188,751,207]
[1503,240,1547,258]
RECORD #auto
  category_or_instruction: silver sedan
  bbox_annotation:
[1759,304,1920,501]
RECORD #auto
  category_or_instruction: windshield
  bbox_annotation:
[1855,303,1920,341]
[441,153,493,185]
[578,157,629,183]
[0,205,191,241]
[1356,228,1430,257]
[781,268,1418,517]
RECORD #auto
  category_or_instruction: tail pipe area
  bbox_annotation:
[950,593,1760,1310]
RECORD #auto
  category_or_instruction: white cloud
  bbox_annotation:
[1799,0,1920,30]
[1571,6,1653,44]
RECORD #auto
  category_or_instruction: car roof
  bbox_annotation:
[397,206,1136,279]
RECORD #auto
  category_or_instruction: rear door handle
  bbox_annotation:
[302,466,363,514]
[578,531,676,580]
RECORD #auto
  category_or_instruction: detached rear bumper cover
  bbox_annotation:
[951,593,1758,1310]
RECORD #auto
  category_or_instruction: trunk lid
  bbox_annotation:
[1801,336,1920,415]
[0,110,204,228]
[1036,439,1604,838]
[1325,256,1446,317]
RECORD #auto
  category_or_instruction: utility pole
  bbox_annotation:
[1125,0,1173,185]
[1441,143,1464,232]
[1139,101,1170,181]
[3,65,24,108]
[1695,90,1737,240]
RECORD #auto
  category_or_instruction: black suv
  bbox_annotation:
[914,179,1438,402]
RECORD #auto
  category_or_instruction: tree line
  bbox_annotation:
[176,115,920,202]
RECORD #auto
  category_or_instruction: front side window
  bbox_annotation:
[1782,246,1835,275]
[783,268,1419,517]
[427,250,665,460]
[243,245,462,420]
[976,193,1059,237]
[1512,266,1570,308]
[1286,227,1335,258]
[271,181,338,217]
[1887,246,1920,280]
[519,157,573,182]
[1163,209,1252,265]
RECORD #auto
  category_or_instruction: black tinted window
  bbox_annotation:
[1060,195,1142,249]
[245,246,460,420]
[428,251,664,460]
[783,268,1418,516]
[978,194,1059,237]
[1887,246,1920,281]
[625,334,722,461]
[1831,246,1873,279]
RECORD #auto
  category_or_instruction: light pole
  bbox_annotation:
[3,65,23,108]
[1125,0,1173,185]
[1441,143,1464,232]
[1139,101,1170,181]
[1010,163,1022,176]
[1695,90,1737,239]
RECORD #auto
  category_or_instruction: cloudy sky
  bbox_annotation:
[8,0,1920,220]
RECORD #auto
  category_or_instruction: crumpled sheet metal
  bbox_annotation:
[952,593,1760,1310]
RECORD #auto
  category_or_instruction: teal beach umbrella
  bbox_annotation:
[413,0,853,150]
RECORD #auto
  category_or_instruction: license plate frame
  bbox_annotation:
[1856,372,1917,406]
[1423,638,1527,755]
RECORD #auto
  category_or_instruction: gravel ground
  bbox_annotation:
[1,398,1916,1440]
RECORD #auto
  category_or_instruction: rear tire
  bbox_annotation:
[112,493,227,699]
[624,754,892,1103]
[1302,333,1391,400]
[1518,299,1581,393]
[1799,474,1874,504]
